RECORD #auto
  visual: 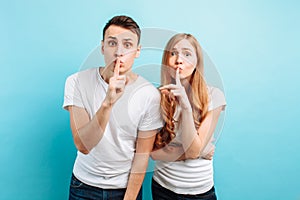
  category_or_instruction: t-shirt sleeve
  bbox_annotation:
[62,73,84,110]
[138,89,163,131]
[208,87,226,111]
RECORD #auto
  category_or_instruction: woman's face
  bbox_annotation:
[167,39,197,79]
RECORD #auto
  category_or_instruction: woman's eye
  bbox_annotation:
[171,51,177,56]
[184,51,192,57]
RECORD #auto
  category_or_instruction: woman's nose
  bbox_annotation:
[175,55,183,65]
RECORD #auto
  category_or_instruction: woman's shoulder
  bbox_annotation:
[206,86,226,111]
[207,86,224,97]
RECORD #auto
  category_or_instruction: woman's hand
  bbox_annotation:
[159,68,192,112]
[201,143,215,160]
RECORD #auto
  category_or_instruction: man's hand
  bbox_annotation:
[103,58,126,106]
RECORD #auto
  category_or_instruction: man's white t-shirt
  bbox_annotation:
[63,67,162,189]
[153,86,226,195]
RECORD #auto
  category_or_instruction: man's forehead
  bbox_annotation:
[105,25,137,40]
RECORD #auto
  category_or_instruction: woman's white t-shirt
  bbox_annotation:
[153,86,226,194]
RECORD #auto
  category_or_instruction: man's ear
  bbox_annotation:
[135,45,141,58]
[101,40,104,55]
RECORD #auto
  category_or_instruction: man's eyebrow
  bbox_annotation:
[106,37,134,42]
[107,36,117,40]
[123,38,133,41]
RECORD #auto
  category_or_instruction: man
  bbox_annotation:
[63,15,162,200]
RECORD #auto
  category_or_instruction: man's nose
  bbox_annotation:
[115,45,124,57]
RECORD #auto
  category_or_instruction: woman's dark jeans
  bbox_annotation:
[152,178,217,200]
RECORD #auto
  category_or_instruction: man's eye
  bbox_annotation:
[124,42,132,48]
[108,41,117,46]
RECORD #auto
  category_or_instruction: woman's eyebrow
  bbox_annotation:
[181,48,192,51]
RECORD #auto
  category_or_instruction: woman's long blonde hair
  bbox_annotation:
[154,33,209,149]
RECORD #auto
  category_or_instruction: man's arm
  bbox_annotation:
[123,130,157,200]
[67,102,113,154]
[67,59,126,154]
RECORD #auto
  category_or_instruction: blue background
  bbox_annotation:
[1,0,299,199]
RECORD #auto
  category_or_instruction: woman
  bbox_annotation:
[151,33,226,200]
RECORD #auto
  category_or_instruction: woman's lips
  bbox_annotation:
[175,66,183,71]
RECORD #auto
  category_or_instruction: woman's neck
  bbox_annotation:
[180,74,193,89]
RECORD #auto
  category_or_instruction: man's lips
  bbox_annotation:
[114,60,124,64]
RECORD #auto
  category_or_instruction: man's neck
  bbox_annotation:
[99,67,113,83]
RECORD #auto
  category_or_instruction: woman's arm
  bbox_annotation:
[151,142,186,161]
[160,69,224,159]
[180,106,224,159]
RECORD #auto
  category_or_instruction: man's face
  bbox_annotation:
[101,25,140,75]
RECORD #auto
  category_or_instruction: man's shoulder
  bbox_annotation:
[134,76,159,94]
[66,67,98,82]
[70,67,98,77]
[125,76,161,103]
